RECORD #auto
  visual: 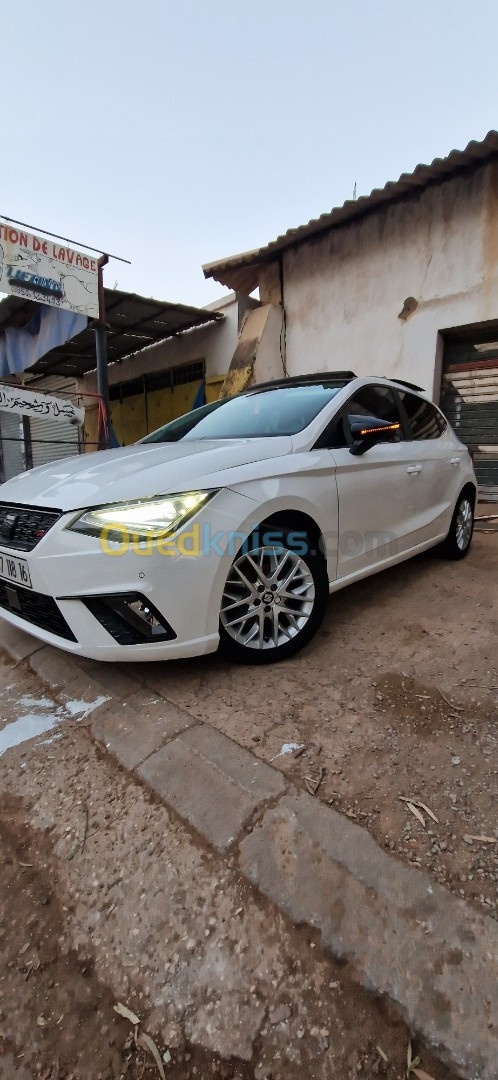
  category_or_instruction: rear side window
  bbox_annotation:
[399,391,446,440]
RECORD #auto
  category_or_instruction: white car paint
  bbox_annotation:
[0,377,476,662]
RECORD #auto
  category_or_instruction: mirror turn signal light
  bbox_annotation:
[359,422,400,436]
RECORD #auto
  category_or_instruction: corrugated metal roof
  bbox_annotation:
[203,130,498,293]
[0,289,223,377]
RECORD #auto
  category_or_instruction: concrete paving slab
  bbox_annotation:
[70,657,140,701]
[29,645,80,689]
[138,723,287,852]
[0,621,44,662]
[238,791,498,1080]
[92,689,195,770]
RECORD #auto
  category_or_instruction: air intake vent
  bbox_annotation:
[0,582,76,641]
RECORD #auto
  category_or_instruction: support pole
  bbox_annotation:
[95,255,110,449]
[95,322,109,409]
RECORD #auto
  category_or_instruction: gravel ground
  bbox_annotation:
[0,659,454,1080]
[130,531,498,921]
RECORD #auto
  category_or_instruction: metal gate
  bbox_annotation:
[0,377,82,481]
[441,335,498,500]
[27,376,80,469]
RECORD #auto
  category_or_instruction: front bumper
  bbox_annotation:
[0,492,253,661]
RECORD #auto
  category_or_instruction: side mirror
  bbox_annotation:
[348,414,401,456]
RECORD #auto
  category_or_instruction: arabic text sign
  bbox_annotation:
[0,224,99,318]
[0,384,85,426]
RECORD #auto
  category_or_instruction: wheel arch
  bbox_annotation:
[458,481,477,509]
[257,509,326,557]
[206,499,335,640]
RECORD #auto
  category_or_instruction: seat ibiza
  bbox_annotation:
[0,373,476,664]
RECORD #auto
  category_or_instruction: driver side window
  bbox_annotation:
[326,385,403,448]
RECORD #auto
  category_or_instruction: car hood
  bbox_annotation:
[0,438,293,511]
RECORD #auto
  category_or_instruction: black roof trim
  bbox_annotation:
[248,371,357,393]
[389,378,425,392]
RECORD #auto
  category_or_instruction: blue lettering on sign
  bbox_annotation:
[6,268,63,295]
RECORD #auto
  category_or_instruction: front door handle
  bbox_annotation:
[406,465,422,475]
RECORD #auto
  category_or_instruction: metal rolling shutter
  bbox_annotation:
[27,377,81,469]
[0,413,25,481]
[441,339,498,499]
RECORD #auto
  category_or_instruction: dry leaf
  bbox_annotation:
[137,1032,166,1079]
[406,801,426,828]
[414,800,439,824]
[399,796,438,824]
[467,835,497,844]
[412,1070,436,1080]
[113,1002,140,1026]
[406,1036,421,1075]
[36,1015,47,1027]
[376,1044,388,1062]
[437,687,465,711]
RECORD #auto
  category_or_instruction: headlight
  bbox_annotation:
[67,491,216,541]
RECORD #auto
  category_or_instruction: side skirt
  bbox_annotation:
[327,533,447,595]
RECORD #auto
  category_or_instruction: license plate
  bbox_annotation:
[0,551,32,589]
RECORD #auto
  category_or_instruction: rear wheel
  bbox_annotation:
[219,527,328,663]
[438,490,475,560]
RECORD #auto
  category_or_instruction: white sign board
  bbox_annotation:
[0,384,85,426]
[0,223,99,318]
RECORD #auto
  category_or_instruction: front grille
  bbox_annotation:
[0,582,76,642]
[0,504,61,552]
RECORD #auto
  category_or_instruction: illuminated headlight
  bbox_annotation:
[67,491,216,541]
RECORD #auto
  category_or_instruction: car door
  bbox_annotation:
[395,389,460,543]
[322,384,421,579]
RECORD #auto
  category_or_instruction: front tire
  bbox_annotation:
[219,526,328,664]
[438,489,475,560]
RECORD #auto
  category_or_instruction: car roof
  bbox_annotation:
[247,372,426,395]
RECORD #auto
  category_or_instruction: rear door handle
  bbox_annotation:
[406,465,422,475]
[450,456,461,466]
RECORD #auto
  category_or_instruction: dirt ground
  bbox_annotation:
[0,525,496,1079]
[0,662,453,1080]
[131,529,498,922]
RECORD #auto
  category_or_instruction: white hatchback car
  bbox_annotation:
[0,373,476,664]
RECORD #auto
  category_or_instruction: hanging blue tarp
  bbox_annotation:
[0,305,87,377]
[192,379,206,410]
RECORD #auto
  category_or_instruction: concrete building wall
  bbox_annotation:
[258,162,498,399]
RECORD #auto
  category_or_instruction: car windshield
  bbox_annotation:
[141,385,344,443]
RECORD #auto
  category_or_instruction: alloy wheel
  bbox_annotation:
[220,545,315,651]
[455,497,473,551]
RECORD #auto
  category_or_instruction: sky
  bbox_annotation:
[3,0,498,307]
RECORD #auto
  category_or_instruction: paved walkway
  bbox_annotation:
[1,620,497,1079]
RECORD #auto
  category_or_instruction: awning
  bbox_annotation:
[0,288,223,378]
